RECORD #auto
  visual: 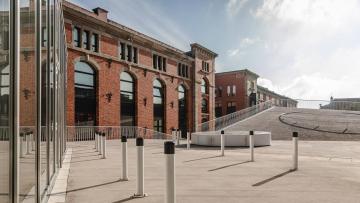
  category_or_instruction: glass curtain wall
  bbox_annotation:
[1,0,67,202]
[0,0,10,202]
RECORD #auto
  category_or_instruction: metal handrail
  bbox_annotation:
[65,126,172,142]
[196,100,273,132]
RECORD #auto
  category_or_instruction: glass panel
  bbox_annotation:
[120,72,133,82]
[75,62,96,126]
[178,85,187,137]
[82,30,89,49]
[75,73,94,87]
[120,81,133,92]
[19,0,36,201]
[153,79,164,132]
[75,61,94,74]
[40,0,48,198]
[0,0,9,201]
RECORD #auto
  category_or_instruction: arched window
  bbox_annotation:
[120,72,136,126]
[0,65,9,125]
[153,79,165,132]
[178,85,187,137]
[75,61,96,126]
[201,78,208,94]
[201,98,208,113]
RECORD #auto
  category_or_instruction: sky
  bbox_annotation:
[69,0,360,101]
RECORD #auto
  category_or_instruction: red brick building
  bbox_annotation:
[215,69,298,117]
[63,2,217,134]
[215,69,258,117]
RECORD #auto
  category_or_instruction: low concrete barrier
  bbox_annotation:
[191,131,271,147]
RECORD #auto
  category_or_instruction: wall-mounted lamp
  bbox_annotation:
[171,76,174,83]
[143,69,147,77]
[22,88,32,100]
[22,50,30,62]
[143,97,147,106]
[170,101,174,108]
[107,58,112,68]
[105,92,113,102]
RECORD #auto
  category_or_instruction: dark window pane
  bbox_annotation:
[91,33,98,52]
[133,47,138,63]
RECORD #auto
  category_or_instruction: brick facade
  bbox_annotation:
[215,69,258,117]
[63,2,217,134]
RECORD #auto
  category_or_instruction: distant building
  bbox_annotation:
[320,97,360,111]
[257,85,298,108]
[215,69,297,117]
[215,69,259,117]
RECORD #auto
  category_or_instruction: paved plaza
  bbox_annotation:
[47,139,360,203]
[227,107,360,140]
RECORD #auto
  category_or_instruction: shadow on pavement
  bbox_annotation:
[208,160,252,172]
[252,169,295,187]
[184,155,223,163]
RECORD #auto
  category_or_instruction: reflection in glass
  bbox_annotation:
[0,0,9,201]
[120,72,136,126]
[153,79,164,132]
[19,0,36,201]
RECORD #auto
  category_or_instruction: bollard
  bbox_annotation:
[102,133,106,159]
[94,131,97,150]
[133,137,146,198]
[98,132,102,155]
[20,133,25,158]
[26,133,30,155]
[249,131,254,162]
[292,132,298,170]
[30,132,35,151]
[176,129,180,146]
[186,132,190,150]
[220,130,225,156]
[121,135,128,181]
[95,132,98,152]
[172,129,176,143]
[164,141,176,203]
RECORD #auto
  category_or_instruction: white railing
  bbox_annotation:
[197,101,273,132]
[66,126,172,142]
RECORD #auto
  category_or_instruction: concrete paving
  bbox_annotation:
[227,107,360,140]
[57,139,360,203]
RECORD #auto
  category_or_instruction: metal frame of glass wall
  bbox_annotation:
[1,0,67,202]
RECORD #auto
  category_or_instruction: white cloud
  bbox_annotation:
[227,49,240,57]
[254,0,360,29]
[251,0,360,101]
[240,37,259,47]
[226,0,249,18]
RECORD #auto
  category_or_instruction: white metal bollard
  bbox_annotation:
[292,132,299,170]
[20,133,25,158]
[95,132,98,152]
[102,133,106,159]
[172,129,176,143]
[164,141,176,203]
[31,132,35,151]
[220,130,225,156]
[98,132,102,155]
[94,131,97,150]
[26,133,30,155]
[176,129,180,146]
[249,131,254,162]
[121,135,128,181]
[186,132,190,150]
[133,137,146,198]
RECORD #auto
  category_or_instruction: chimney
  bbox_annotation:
[93,7,108,21]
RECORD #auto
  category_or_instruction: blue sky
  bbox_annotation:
[69,0,360,100]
